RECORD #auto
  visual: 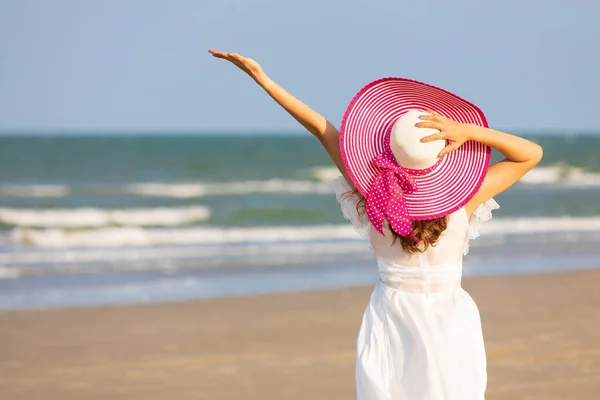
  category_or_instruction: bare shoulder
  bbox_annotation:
[463,203,475,222]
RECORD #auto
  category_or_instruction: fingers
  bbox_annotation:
[209,51,233,63]
[427,109,444,119]
[418,110,446,123]
[421,109,449,124]
[415,121,439,129]
[208,49,228,58]
[438,143,457,158]
[209,49,248,70]
[208,49,243,63]
[420,132,446,142]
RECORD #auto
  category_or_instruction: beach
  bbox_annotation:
[2,2,599,398]
[1,269,599,400]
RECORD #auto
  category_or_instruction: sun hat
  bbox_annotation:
[339,77,491,237]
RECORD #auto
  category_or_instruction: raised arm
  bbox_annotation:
[208,50,353,186]
[418,110,543,219]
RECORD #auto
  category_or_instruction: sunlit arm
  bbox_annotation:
[257,76,349,182]
[466,125,543,165]
[465,125,543,215]
[257,76,328,138]
[208,49,352,185]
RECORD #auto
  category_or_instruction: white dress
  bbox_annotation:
[332,176,499,400]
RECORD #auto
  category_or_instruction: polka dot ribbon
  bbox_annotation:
[366,150,418,236]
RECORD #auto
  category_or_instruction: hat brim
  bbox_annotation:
[339,77,491,220]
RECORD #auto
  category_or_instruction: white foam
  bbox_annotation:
[0,206,211,228]
[8,216,600,249]
[520,165,600,187]
[0,240,369,269]
[0,267,20,279]
[125,179,333,198]
[10,225,359,248]
[125,183,207,198]
[123,166,600,197]
[481,217,600,234]
[0,184,70,198]
[309,167,342,183]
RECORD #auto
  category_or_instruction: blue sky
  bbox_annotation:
[0,0,598,134]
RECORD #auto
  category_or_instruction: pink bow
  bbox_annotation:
[366,151,418,236]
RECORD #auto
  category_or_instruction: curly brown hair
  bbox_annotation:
[346,189,448,254]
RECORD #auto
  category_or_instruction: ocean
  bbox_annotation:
[1,134,600,310]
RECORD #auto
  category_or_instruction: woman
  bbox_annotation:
[209,49,542,399]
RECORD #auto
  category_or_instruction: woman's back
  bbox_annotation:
[334,175,496,268]
[372,209,469,294]
[334,175,499,295]
[371,208,468,268]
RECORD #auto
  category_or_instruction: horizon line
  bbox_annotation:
[0,129,597,138]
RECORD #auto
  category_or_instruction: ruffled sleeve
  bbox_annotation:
[332,176,370,237]
[463,198,499,255]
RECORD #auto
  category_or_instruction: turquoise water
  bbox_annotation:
[1,133,599,310]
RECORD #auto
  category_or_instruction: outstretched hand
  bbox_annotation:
[416,110,474,158]
[208,49,267,85]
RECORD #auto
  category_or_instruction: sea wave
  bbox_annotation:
[0,184,70,198]
[0,240,370,270]
[0,206,211,228]
[126,165,600,197]
[483,216,600,234]
[8,216,600,248]
[10,225,356,248]
[308,166,342,183]
[125,179,333,198]
[520,165,600,186]
[0,179,335,200]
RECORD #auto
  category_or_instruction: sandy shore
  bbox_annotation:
[1,269,599,400]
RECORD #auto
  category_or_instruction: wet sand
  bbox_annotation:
[1,269,599,399]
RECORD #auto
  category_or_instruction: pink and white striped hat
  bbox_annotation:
[339,77,491,237]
